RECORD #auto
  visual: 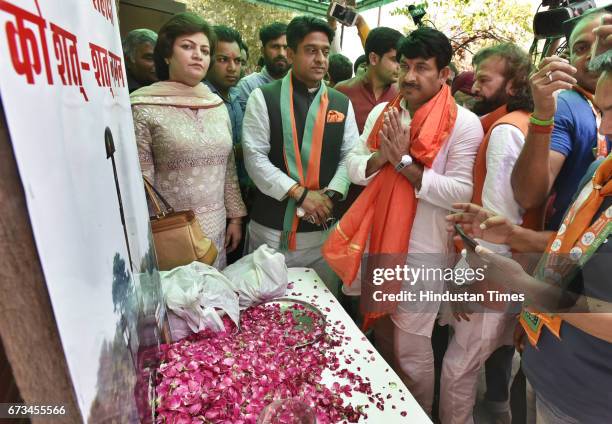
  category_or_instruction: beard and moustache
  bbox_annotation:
[265,55,289,78]
[472,86,509,116]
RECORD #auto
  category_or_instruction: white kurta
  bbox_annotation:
[345,98,484,335]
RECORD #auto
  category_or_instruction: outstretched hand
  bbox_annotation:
[446,203,516,245]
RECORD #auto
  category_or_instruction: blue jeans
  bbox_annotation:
[535,393,580,424]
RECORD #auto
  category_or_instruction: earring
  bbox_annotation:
[165,59,170,65]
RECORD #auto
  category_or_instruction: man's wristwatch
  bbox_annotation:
[325,190,341,201]
[395,154,413,172]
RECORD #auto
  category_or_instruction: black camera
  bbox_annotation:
[533,0,596,39]
[408,3,427,27]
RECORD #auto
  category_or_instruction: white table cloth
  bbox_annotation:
[284,268,431,424]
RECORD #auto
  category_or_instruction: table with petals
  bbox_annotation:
[284,268,431,424]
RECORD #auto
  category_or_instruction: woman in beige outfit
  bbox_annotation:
[131,13,246,268]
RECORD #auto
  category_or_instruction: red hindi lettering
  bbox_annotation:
[92,0,113,24]
[0,0,53,85]
[90,42,111,88]
[50,23,88,101]
[108,51,124,87]
[50,23,78,85]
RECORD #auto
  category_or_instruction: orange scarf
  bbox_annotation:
[480,104,508,134]
[555,155,612,252]
[573,85,609,160]
[521,155,612,345]
[322,85,457,329]
[572,84,594,104]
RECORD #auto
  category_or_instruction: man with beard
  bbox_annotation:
[443,43,540,424]
[123,29,158,93]
[322,27,483,420]
[235,22,289,112]
[446,44,612,423]
[242,16,358,295]
[511,10,612,231]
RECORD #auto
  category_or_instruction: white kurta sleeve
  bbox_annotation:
[414,109,484,210]
[242,88,298,201]
[327,101,359,198]
[345,102,387,186]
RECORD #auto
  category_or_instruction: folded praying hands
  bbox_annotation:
[377,107,410,167]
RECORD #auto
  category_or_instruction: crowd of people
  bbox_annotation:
[123,7,612,424]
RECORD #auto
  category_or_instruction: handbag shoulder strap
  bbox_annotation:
[143,176,174,216]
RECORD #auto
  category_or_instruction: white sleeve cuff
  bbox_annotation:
[352,152,380,185]
[274,176,299,201]
[414,166,433,199]
[328,168,351,199]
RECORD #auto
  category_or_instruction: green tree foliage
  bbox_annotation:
[112,252,132,317]
[185,0,296,73]
[393,0,534,69]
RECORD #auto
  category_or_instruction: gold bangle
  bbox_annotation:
[287,183,300,199]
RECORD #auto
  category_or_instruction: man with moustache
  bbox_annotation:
[123,29,158,93]
[512,10,612,231]
[235,22,289,112]
[242,16,358,295]
[442,43,539,424]
[323,27,483,420]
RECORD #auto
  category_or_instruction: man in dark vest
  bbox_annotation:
[242,16,358,296]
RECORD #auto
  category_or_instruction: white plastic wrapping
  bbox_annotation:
[222,244,289,309]
[161,262,240,340]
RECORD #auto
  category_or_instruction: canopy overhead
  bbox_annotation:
[245,0,398,18]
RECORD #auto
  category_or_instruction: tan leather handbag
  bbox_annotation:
[143,177,217,271]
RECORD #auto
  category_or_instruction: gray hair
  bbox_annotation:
[589,50,612,74]
[123,29,157,62]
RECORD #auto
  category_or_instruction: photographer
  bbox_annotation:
[511,10,612,231]
[447,22,612,419]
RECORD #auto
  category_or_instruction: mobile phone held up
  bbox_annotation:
[454,224,479,251]
[329,2,358,27]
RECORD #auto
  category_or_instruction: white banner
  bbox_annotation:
[0,0,162,422]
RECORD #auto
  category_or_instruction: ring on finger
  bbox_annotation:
[546,70,553,82]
